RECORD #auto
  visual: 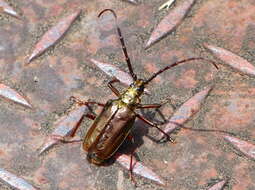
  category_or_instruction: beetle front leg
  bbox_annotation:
[108,78,121,97]
[136,114,174,143]
[70,96,105,107]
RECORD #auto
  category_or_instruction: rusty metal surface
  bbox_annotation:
[0,0,254,190]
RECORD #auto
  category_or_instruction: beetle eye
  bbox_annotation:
[138,86,144,92]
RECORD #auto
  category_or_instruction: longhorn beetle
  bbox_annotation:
[58,9,218,182]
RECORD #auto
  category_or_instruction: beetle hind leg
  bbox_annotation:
[125,135,137,186]
[129,149,137,186]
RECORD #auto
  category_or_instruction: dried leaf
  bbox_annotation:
[38,105,88,154]
[0,168,38,190]
[0,0,19,18]
[0,83,32,108]
[207,180,226,190]
[204,44,255,77]
[224,135,255,160]
[145,0,195,49]
[159,86,212,138]
[115,153,165,185]
[28,9,81,63]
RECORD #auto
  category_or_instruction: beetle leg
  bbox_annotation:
[126,134,134,142]
[136,103,162,109]
[48,114,97,146]
[85,113,96,120]
[108,78,121,97]
[51,135,82,143]
[125,135,137,186]
[69,96,105,107]
[137,98,173,109]
[136,114,174,143]
[129,149,137,186]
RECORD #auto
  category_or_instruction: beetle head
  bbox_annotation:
[121,79,145,105]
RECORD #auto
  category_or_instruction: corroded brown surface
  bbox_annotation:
[0,0,254,190]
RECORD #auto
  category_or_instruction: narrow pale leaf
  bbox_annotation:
[159,86,212,138]
[0,0,18,18]
[0,168,38,190]
[38,105,88,154]
[204,44,255,77]
[115,153,165,185]
[0,83,32,108]
[224,135,255,160]
[207,180,226,190]
[145,0,195,49]
[28,9,81,63]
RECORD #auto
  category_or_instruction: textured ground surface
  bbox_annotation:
[0,0,254,189]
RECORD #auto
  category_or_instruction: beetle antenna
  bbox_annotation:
[98,9,137,81]
[144,57,218,85]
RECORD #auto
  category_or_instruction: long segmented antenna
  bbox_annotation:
[144,57,218,85]
[98,9,137,81]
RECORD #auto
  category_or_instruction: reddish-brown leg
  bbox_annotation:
[85,113,96,120]
[70,96,105,107]
[51,113,97,143]
[126,135,137,186]
[129,149,137,186]
[136,114,174,143]
[108,78,121,97]
[51,135,83,144]
[136,103,161,109]
[136,98,173,109]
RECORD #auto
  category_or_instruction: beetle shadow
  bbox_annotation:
[107,106,235,166]
[139,108,170,143]
[114,106,237,159]
[111,107,168,162]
